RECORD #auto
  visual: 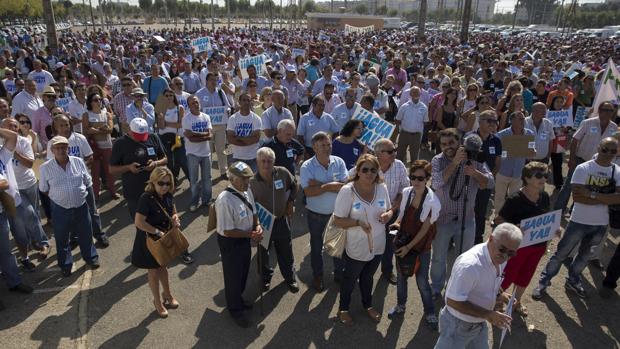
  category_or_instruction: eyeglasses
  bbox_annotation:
[157,181,172,187]
[381,149,396,155]
[531,172,549,179]
[19,120,31,125]
[360,167,378,174]
[498,245,517,258]
[601,147,618,155]
[410,175,427,181]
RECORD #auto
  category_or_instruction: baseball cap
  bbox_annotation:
[131,88,147,96]
[229,161,254,178]
[285,64,296,73]
[49,135,69,147]
[129,118,149,142]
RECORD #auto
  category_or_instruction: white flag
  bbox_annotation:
[591,58,620,116]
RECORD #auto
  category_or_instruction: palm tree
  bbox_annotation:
[418,0,427,39]
[42,0,59,53]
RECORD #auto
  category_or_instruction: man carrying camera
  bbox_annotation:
[494,111,536,212]
[429,128,494,298]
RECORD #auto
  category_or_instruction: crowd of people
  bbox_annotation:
[1,23,620,347]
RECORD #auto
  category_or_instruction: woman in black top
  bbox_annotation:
[133,166,181,318]
[436,87,458,130]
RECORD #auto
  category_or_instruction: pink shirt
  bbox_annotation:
[386,67,408,93]
[31,107,53,148]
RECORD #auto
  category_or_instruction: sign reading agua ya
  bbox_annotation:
[519,210,562,248]
[255,202,274,250]
[546,109,573,127]
[351,107,395,151]
[291,48,306,59]
[344,24,375,35]
[191,36,212,53]
[203,106,228,125]
[238,55,269,80]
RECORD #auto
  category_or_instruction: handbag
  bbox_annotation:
[323,214,347,258]
[146,198,189,266]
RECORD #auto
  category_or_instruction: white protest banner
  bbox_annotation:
[574,106,590,128]
[153,35,165,43]
[191,36,211,53]
[519,210,562,248]
[499,289,516,348]
[255,202,274,249]
[592,58,620,115]
[318,31,330,41]
[203,106,228,125]
[291,48,306,59]
[546,109,573,127]
[351,107,395,151]
[238,54,268,80]
[344,24,375,35]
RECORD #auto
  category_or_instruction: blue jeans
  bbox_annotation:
[12,183,48,247]
[0,212,22,288]
[396,251,435,315]
[70,186,104,242]
[434,307,489,349]
[50,201,98,272]
[187,154,213,206]
[431,219,476,295]
[539,221,607,286]
[339,253,381,311]
[553,157,584,211]
[307,210,344,278]
[232,158,257,173]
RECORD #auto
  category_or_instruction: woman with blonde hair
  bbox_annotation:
[253,86,273,116]
[333,154,393,325]
[497,80,523,129]
[132,166,181,318]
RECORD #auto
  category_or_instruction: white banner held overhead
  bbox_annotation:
[351,107,395,150]
[592,58,620,115]
[191,36,211,53]
[238,54,269,80]
[344,24,375,35]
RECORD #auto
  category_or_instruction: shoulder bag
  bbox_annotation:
[146,198,189,266]
[207,188,254,233]
[323,187,355,258]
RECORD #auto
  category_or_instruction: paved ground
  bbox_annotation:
[1,149,620,349]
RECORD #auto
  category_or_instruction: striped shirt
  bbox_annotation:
[39,156,92,209]
[112,92,134,123]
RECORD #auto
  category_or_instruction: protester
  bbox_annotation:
[133,166,181,318]
[226,92,262,171]
[434,223,521,349]
[297,96,339,158]
[125,88,156,133]
[251,147,299,293]
[395,86,429,164]
[214,161,263,328]
[333,154,392,325]
[300,132,347,291]
[331,119,366,170]
[525,102,555,163]
[331,88,361,131]
[157,88,189,186]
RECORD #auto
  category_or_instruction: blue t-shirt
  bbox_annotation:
[142,76,169,104]
[331,139,363,170]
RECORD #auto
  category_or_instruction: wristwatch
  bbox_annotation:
[590,191,597,199]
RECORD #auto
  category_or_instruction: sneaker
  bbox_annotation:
[565,281,587,299]
[387,304,406,319]
[425,314,439,330]
[287,280,300,293]
[9,283,33,294]
[20,259,36,272]
[599,286,615,299]
[532,284,547,300]
[189,204,199,213]
[181,252,194,264]
[88,260,101,269]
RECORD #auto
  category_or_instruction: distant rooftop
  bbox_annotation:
[305,12,395,20]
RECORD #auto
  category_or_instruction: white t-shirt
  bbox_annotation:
[333,182,391,262]
[182,111,212,157]
[66,99,87,134]
[159,106,184,136]
[571,160,620,226]
[86,110,112,149]
[0,147,22,208]
[12,136,37,190]
[175,91,190,110]
[27,70,55,93]
[47,133,93,160]
[226,111,262,160]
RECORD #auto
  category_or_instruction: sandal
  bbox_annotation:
[153,300,169,318]
[162,293,179,309]
[514,302,528,317]
[337,311,353,326]
[366,307,382,323]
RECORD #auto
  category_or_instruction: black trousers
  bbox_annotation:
[603,242,620,289]
[474,188,492,244]
[258,217,295,283]
[217,234,251,317]
[550,153,564,188]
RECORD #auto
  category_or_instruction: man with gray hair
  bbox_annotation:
[395,86,429,164]
[434,223,522,349]
[250,147,299,293]
[263,119,304,175]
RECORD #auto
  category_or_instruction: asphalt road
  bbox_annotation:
[1,150,619,349]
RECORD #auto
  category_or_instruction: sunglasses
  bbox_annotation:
[498,245,517,258]
[157,181,172,187]
[410,175,427,181]
[360,167,378,174]
[531,172,549,179]
[19,120,31,125]
[601,147,618,155]
[381,149,396,155]
[165,94,175,98]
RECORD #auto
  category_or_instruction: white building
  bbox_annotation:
[385,0,496,20]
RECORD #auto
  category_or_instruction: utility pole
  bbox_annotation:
[556,0,565,30]
[211,0,215,31]
[200,0,204,30]
[227,0,231,29]
[473,0,479,25]
[512,0,519,29]
[89,0,96,31]
[418,0,427,39]
[459,0,472,43]
[42,0,59,53]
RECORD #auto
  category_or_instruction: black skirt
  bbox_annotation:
[131,228,160,269]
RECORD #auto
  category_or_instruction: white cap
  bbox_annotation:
[285,64,296,73]
[129,118,149,134]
